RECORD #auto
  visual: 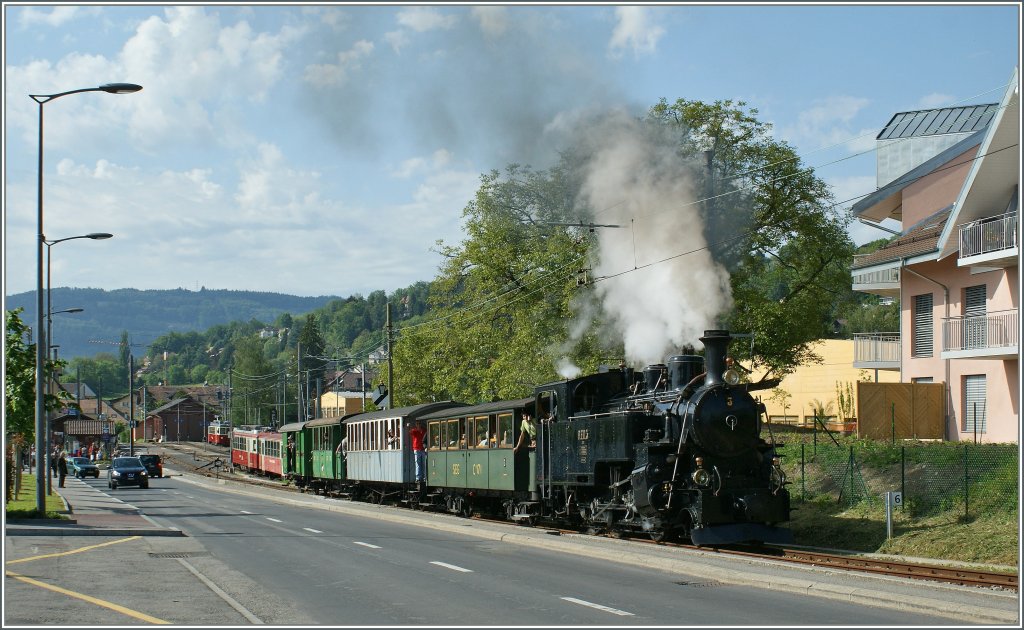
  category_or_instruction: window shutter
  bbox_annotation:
[964,375,986,433]
[913,294,934,357]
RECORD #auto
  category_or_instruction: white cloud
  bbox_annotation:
[304,40,374,87]
[779,96,877,155]
[608,7,665,59]
[384,29,410,53]
[17,6,96,28]
[471,6,508,37]
[396,7,458,32]
[917,92,955,109]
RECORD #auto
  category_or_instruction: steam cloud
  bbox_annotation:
[574,112,733,366]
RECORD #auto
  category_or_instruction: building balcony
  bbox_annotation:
[853,333,901,370]
[958,212,1018,268]
[851,259,900,297]
[942,310,1019,360]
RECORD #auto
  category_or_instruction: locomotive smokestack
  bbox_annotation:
[700,329,731,387]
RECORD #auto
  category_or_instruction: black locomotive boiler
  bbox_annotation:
[522,329,792,545]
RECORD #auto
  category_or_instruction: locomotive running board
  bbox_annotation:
[691,523,794,547]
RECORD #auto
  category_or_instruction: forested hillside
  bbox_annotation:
[5,287,341,359]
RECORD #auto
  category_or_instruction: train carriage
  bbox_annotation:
[304,416,348,494]
[420,397,536,518]
[231,426,261,472]
[258,429,283,477]
[207,421,231,446]
[343,402,463,501]
[278,421,311,484]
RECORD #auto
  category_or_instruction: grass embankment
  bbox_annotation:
[784,444,1019,567]
[4,470,69,519]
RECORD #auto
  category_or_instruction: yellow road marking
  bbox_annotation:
[5,570,170,624]
[5,535,141,565]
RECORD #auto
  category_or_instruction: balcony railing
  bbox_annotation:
[851,259,900,287]
[959,212,1018,258]
[942,310,1019,352]
[853,333,901,365]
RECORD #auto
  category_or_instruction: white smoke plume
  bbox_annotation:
[575,112,732,366]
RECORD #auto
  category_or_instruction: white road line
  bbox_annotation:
[561,597,633,617]
[303,528,323,534]
[265,517,282,523]
[240,510,253,514]
[429,561,473,573]
[353,542,381,549]
[177,559,264,624]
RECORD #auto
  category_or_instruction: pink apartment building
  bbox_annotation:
[850,68,1019,443]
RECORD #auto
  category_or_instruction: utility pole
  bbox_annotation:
[129,354,134,456]
[386,302,394,410]
[296,341,302,423]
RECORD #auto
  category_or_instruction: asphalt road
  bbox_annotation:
[7,466,1016,626]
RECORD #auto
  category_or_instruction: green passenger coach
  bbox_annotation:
[420,397,537,518]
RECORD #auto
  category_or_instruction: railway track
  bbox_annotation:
[155,441,1018,593]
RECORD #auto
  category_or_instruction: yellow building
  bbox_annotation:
[320,392,367,418]
[752,339,900,428]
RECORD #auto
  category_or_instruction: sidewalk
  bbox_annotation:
[5,476,183,537]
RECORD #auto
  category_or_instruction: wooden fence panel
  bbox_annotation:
[857,382,945,440]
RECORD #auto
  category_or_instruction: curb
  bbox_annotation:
[5,527,186,537]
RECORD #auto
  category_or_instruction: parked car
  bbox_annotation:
[107,456,149,490]
[67,456,100,479]
[138,454,163,478]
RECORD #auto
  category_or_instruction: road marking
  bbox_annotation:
[265,517,282,523]
[353,541,381,549]
[303,528,322,534]
[430,561,472,573]
[561,597,634,616]
[5,570,170,624]
[177,559,263,624]
[240,510,253,514]
[5,536,141,565]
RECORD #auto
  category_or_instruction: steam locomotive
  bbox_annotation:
[254,329,793,546]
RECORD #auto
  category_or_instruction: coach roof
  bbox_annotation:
[343,401,464,424]
[420,397,535,420]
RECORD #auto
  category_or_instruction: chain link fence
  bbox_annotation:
[770,425,1018,520]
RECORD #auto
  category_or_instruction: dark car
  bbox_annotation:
[107,456,149,490]
[138,454,163,478]
[67,456,100,479]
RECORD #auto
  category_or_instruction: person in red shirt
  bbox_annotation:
[406,420,426,483]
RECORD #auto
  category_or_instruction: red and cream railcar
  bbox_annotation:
[207,421,231,446]
[257,429,283,477]
[231,426,261,471]
[231,426,282,477]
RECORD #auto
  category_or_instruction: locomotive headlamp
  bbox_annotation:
[723,369,740,386]
[692,468,711,487]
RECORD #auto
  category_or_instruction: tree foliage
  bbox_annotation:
[393,165,602,405]
[648,98,855,377]
[5,308,71,441]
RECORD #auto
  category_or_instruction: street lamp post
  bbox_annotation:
[44,233,112,494]
[31,82,141,513]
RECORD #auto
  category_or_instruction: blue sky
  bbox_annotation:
[4,3,1021,299]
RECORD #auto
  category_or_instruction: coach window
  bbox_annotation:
[471,416,487,448]
[497,413,513,447]
[428,421,442,450]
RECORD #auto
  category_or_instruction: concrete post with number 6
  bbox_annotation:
[885,491,902,539]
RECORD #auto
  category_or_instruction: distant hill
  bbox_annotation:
[4,287,340,359]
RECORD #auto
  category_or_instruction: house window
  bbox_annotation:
[912,293,934,357]
[964,375,986,434]
[912,377,933,384]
